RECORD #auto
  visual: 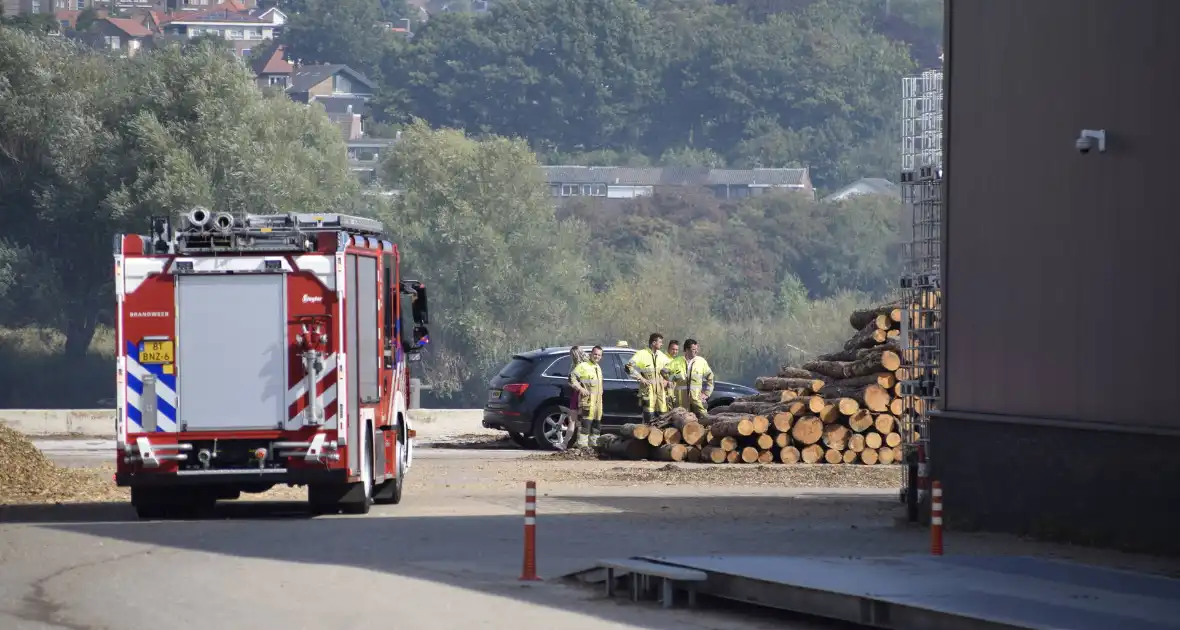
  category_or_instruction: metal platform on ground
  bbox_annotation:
[629,555,1180,630]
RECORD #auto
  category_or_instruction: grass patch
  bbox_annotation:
[0,326,116,409]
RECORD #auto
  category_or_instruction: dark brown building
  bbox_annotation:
[933,0,1180,553]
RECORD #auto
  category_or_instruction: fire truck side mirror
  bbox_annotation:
[412,285,428,325]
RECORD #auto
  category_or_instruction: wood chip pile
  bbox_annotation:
[592,303,915,465]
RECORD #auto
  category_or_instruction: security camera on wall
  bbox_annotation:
[1076,129,1106,154]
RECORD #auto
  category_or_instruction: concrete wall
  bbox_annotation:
[0,409,485,439]
[937,0,1180,554]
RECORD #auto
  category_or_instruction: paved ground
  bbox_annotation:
[2,432,1178,630]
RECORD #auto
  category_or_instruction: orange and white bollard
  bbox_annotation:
[520,480,541,581]
[930,480,944,555]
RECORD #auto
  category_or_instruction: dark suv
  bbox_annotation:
[482,345,758,450]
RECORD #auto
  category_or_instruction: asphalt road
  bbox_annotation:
[2,438,881,630]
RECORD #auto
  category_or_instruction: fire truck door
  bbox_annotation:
[176,273,288,431]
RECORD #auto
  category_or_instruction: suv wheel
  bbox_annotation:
[534,405,574,451]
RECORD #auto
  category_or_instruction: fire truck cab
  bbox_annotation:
[114,208,429,518]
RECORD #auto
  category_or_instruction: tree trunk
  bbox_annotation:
[701,446,726,463]
[848,409,874,433]
[864,432,883,449]
[860,448,879,465]
[620,424,651,440]
[847,433,866,452]
[654,443,687,461]
[739,446,759,464]
[800,444,824,464]
[726,450,739,463]
[824,448,844,464]
[885,432,903,448]
[754,376,825,393]
[849,303,902,331]
[711,416,755,437]
[64,313,99,359]
[774,433,790,448]
[819,403,841,424]
[757,450,774,464]
[776,366,831,381]
[769,412,792,433]
[877,373,897,389]
[756,433,774,450]
[874,414,897,434]
[822,384,891,413]
[878,446,896,465]
[647,429,665,447]
[821,424,850,450]
[842,449,858,464]
[596,435,648,460]
[779,446,801,464]
[890,397,904,416]
[711,436,738,452]
[662,427,681,445]
[843,320,889,351]
[750,415,770,434]
[790,416,823,445]
[803,351,900,381]
[679,422,706,446]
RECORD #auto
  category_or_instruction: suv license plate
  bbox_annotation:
[490,390,502,400]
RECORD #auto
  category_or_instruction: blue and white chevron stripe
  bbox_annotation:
[124,341,178,432]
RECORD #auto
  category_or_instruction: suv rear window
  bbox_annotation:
[495,357,534,380]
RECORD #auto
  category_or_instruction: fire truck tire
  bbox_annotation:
[340,423,374,515]
[373,430,406,505]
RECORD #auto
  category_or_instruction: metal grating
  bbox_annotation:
[899,164,943,523]
[901,70,943,172]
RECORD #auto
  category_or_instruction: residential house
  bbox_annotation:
[541,166,814,201]
[165,0,253,11]
[156,3,282,58]
[287,64,375,117]
[348,137,396,186]
[249,40,292,89]
[821,177,900,203]
[69,16,153,56]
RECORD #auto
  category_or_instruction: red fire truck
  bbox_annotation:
[114,208,430,518]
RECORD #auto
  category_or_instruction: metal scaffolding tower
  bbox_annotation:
[899,70,944,523]
[901,70,943,172]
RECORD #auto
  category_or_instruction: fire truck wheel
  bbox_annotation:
[373,433,405,505]
[341,423,374,515]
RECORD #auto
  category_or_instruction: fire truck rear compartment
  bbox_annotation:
[177,273,288,431]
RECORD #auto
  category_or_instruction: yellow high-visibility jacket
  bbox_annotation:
[569,360,603,421]
[671,356,715,411]
[663,355,687,406]
[625,348,670,414]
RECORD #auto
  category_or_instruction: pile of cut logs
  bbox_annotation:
[591,303,913,465]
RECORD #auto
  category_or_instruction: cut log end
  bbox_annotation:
[841,449,858,464]
[848,409,874,433]
[800,444,824,464]
[823,448,844,464]
[780,446,800,464]
[847,433,866,453]
[877,446,896,465]
[790,416,824,446]
[701,445,727,464]
[860,448,879,465]
[740,446,759,464]
[874,414,897,434]
[757,450,774,464]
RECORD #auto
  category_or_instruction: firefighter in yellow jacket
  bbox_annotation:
[662,340,686,409]
[569,345,605,448]
[624,332,671,423]
[670,338,714,419]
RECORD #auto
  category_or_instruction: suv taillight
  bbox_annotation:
[503,383,529,396]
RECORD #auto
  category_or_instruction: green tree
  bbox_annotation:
[74,8,99,32]
[279,0,391,79]
[375,119,590,402]
[0,31,358,356]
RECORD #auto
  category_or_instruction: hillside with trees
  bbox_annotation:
[0,0,941,407]
[279,0,942,190]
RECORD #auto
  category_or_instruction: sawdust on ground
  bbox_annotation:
[0,425,127,505]
[505,458,904,488]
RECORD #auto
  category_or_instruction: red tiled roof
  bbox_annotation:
[105,17,153,38]
[157,2,255,25]
[260,44,293,74]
